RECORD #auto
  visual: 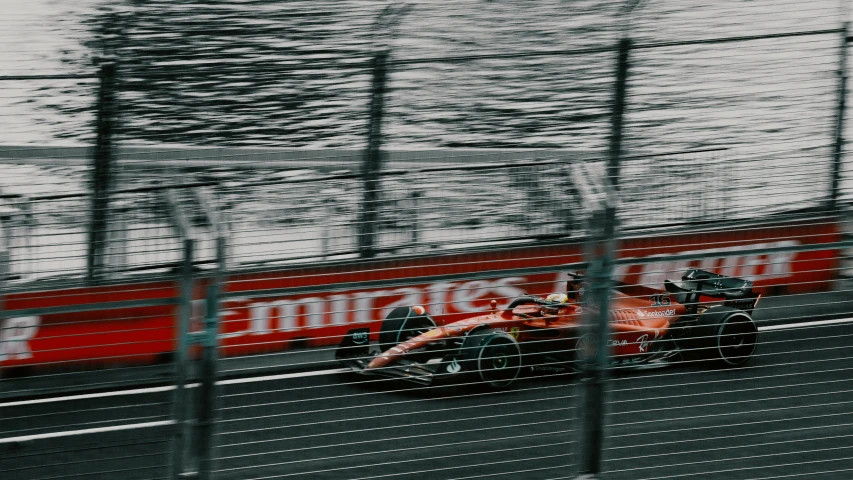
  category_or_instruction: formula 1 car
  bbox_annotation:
[336,269,760,388]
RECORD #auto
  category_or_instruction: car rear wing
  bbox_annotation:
[681,269,754,299]
[666,269,760,314]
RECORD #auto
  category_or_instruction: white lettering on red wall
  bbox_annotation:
[218,240,808,344]
[2,225,836,368]
[218,277,528,342]
[615,240,800,287]
[0,316,40,362]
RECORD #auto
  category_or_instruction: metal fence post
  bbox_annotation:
[171,236,193,479]
[576,202,617,479]
[164,189,196,480]
[0,202,10,392]
[15,196,32,279]
[195,242,222,480]
[108,200,130,273]
[0,208,13,281]
[410,188,421,250]
[830,23,848,212]
[575,36,629,479]
[608,38,630,192]
[86,60,117,283]
[322,192,334,259]
[193,188,227,480]
[359,51,388,259]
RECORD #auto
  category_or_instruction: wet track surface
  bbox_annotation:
[2,318,852,480]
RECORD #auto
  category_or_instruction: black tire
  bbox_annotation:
[683,306,758,366]
[378,306,437,353]
[463,329,522,388]
[571,332,599,372]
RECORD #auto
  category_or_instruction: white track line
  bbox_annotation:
[1,317,851,411]
[757,317,853,332]
[0,368,349,408]
[217,368,349,386]
[0,420,175,444]
[0,385,178,408]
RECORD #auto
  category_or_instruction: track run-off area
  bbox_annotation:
[1,313,852,479]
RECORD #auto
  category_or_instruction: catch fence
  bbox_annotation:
[2,2,853,480]
[0,143,831,282]
[1,26,851,280]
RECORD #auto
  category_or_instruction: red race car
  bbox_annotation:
[336,269,760,388]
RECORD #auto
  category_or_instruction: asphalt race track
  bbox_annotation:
[2,306,852,479]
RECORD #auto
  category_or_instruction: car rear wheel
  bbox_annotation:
[715,312,758,365]
[683,306,758,366]
[378,306,437,353]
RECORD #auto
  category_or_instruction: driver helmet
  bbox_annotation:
[543,293,569,315]
[566,272,585,302]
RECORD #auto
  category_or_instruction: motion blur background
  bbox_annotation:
[0,0,847,150]
[1,0,852,276]
[1,1,853,479]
